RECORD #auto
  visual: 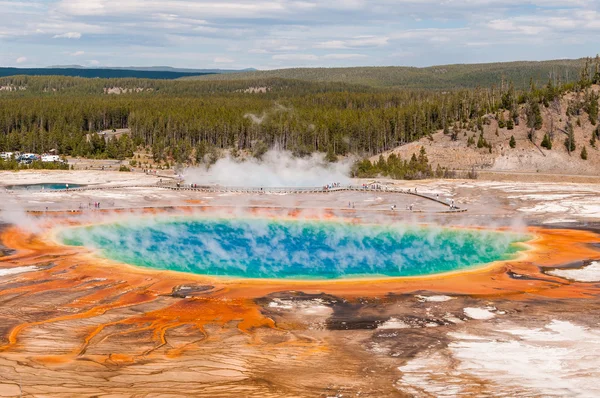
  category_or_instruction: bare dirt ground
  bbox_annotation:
[0,170,159,187]
[2,171,599,223]
[0,170,599,397]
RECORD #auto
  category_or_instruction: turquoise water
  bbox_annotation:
[5,183,85,191]
[58,218,528,280]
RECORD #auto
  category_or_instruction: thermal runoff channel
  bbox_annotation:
[58,218,528,280]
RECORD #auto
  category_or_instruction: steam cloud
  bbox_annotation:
[184,150,353,188]
[0,190,41,232]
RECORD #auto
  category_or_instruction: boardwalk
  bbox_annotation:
[48,183,467,213]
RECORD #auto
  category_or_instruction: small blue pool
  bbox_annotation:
[4,183,86,191]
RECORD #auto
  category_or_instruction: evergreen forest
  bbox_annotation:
[0,56,599,173]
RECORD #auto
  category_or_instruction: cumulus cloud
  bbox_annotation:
[16,56,27,64]
[53,32,82,39]
[488,9,600,36]
[272,53,368,62]
[272,54,319,61]
[55,0,290,18]
[322,53,367,59]
[0,0,599,68]
[315,36,389,49]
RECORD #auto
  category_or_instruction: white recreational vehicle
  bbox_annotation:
[41,155,61,163]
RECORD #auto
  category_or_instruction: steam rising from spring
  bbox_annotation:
[184,150,353,187]
[0,190,41,232]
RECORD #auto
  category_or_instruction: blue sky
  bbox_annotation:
[1,0,599,69]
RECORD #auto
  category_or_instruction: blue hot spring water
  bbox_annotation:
[58,218,528,280]
[5,183,85,191]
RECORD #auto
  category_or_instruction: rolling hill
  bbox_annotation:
[371,85,600,177]
[183,59,588,90]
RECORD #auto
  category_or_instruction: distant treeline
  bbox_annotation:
[184,58,594,90]
[0,159,69,171]
[0,75,369,96]
[0,57,598,166]
[0,83,507,160]
[0,68,213,80]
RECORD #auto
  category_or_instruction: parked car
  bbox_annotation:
[17,153,38,163]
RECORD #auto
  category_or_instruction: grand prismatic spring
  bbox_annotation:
[1,172,600,397]
[58,218,527,280]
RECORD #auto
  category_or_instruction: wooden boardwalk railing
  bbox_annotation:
[35,183,466,212]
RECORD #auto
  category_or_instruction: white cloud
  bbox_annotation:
[277,45,299,51]
[323,53,367,59]
[250,39,302,54]
[214,57,234,63]
[55,0,289,18]
[0,0,599,68]
[487,19,545,35]
[271,53,367,62]
[392,28,469,40]
[315,36,389,49]
[53,32,82,39]
[16,56,27,64]
[487,9,600,37]
[272,54,319,61]
[88,60,100,66]
[315,40,347,49]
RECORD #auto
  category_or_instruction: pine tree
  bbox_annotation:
[565,123,576,153]
[106,137,118,159]
[593,54,600,84]
[541,133,552,150]
[507,118,514,130]
[451,123,460,141]
[579,57,592,89]
[477,117,484,132]
[527,100,543,130]
[326,146,338,163]
[418,146,428,166]
[581,146,588,160]
[501,81,515,110]
[477,135,485,148]
[585,90,599,125]
[509,135,516,148]
[510,107,520,126]
[498,112,506,129]
[195,141,208,164]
